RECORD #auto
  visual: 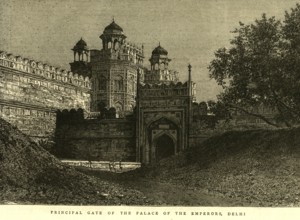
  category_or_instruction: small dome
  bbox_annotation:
[152,45,168,56]
[76,38,87,47]
[104,21,123,33]
[73,38,88,51]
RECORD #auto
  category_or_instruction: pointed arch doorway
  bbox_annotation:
[143,117,180,164]
[155,134,175,161]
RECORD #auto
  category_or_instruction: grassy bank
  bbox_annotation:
[132,128,300,206]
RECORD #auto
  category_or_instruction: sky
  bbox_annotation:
[0,0,299,101]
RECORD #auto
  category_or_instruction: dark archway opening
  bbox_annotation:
[155,134,175,161]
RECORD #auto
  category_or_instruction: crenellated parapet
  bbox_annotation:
[95,41,144,65]
[0,51,91,90]
[0,50,91,140]
[122,41,144,61]
[144,69,179,84]
[139,81,190,97]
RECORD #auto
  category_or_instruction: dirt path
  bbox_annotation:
[76,168,243,206]
[120,179,242,206]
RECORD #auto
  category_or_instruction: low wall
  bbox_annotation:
[55,118,136,162]
[61,160,141,172]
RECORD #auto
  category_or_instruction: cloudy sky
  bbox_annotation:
[0,0,299,101]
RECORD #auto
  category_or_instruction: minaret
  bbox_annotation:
[187,64,193,149]
[188,64,196,102]
[188,63,192,96]
[136,67,141,162]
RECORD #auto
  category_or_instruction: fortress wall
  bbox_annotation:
[55,118,136,162]
[0,103,57,141]
[0,51,91,140]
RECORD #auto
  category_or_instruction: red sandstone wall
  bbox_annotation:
[0,51,91,140]
[55,119,136,162]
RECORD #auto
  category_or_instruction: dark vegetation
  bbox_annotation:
[209,4,300,127]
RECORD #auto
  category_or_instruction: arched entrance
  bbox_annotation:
[144,117,179,164]
[155,134,175,161]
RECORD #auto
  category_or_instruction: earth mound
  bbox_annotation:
[0,118,151,205]
[126,128,300,206]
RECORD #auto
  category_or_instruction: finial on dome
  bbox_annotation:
[112,16,115,22]
[188,63,192,83]
[159,42,160,46]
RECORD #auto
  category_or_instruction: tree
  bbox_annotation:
[198,101,208,115]
[207,100,231,122]
[208,5,300,127]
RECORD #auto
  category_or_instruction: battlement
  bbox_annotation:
[0,50,91,140]
[123,41,144,57]
[144,69,179,84]
[139,81,190,97]
[56,108,85,125]
[0,51,91,90]
[94,40,144,65]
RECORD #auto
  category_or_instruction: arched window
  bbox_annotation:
[115,102,123,110]
[155,63,159,70]
[129,104,134,111]
[99,75,106,91]
[114,76,123,91]
[114,39,119,50]
[108,41,112,49]
[160,63,165,69]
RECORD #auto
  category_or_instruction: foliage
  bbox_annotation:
[208,4,300,127]
[207,100,232,122]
